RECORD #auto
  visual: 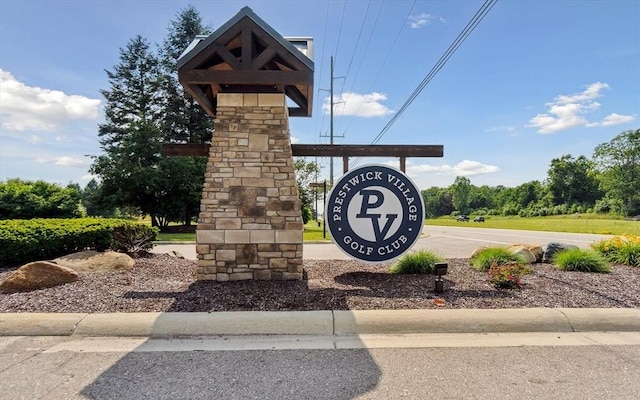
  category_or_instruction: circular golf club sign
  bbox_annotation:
[326,164,425,263]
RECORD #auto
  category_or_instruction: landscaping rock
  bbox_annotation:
[508,245,537,264]
[543,242,579,263]
[470,247,488,259]
[0,261,79,293]
[527,245,544,263]
[54,250,135,273]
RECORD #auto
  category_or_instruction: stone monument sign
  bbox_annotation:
[175,7,313,281]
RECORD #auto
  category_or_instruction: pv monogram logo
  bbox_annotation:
[356,190,398,242]
[326,165,425,263]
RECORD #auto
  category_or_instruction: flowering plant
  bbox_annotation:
[487,262,531,289]
[591,235,640,267]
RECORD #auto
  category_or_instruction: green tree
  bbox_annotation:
[547,154,601,206]
[90,35,168,226]
[469,185,494,212]
[514,181,544,208]
[160,5,213,144]
[451,176,472,214]
[422,187,454,218]
[82,178,118,217]
[593,129,640,216]
[158,6,213,225]
[294,158,321,224]
[0,179,81,219]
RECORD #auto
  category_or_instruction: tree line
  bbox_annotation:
[422,129,640,218]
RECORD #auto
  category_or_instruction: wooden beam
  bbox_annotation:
[288,107,307,117]
[252,47,276,70]
[212,44,242,70]
[182,85,216,118]
[163,143,444,158]
[291,144,444,158]
[163,143,209,157]
[241,28,251,70]
[180,70,312,86]
[285,85,307,111]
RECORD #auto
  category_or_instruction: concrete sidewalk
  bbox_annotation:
[2,308,639,337]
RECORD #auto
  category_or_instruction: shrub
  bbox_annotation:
[0,178,82,219]
[487,262,531,289]
[592,235,640,267]
[0,218,158,266]
[553,248,611,273]
[390,250,444,274]
[470,247,525,272]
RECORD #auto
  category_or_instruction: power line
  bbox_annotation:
[338,0,372,96]
[351,0,499,168]
[370,0,498,146]
[332,0,347,64]
[314,0,331,138]
[339,0,415,137]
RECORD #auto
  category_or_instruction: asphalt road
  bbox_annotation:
[415,225,612,258]
[154,226,612,260]
[2,335,639,399]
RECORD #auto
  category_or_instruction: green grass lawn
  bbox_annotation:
[156,214,639,242]
[427,214,640,236]
[303,220,332,242]
[156,221,332,242]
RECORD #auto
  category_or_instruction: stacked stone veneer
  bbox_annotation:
[196,93,303,281]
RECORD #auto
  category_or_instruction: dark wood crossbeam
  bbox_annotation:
[290,144,443,157]
[163,143,443,173]
[163,143,443,158]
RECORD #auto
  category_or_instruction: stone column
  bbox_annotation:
[196,93,303,281]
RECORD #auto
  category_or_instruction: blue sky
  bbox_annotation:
[1,0,638,190]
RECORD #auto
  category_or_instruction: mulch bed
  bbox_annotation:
[1,254,638,313]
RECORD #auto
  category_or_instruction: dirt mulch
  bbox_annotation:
[0,254,638,313]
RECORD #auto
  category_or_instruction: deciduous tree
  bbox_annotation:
[547,154,601,206]
[593,129,640,216]
[451,176,471,214]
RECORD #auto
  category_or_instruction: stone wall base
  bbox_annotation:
[195,93,303,281]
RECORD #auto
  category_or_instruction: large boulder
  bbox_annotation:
[526,245,544,263]
[54,250,135,273]
[543,242,579,263]
[0,261,79,293]
[508,245,537,264]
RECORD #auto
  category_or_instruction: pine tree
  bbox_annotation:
[157,6,214,225]
[90,35,169,226]
[160,5,213,144]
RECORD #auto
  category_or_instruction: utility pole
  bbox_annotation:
[320,56,344,186]
[329,56,335,186]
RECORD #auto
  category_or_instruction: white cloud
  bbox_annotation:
[408,13,446,29]
[586,113,636,127]
[81,174,98,182]
[35,156,88,168]
[324,92,393,118]
[386,160,500,177]
[527,82,635,134]
[290,136,300,144]
[0,69,101,132]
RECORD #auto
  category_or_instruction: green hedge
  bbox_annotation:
[0,218,158,266]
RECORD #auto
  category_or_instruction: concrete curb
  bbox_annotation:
[1,308,638,337]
